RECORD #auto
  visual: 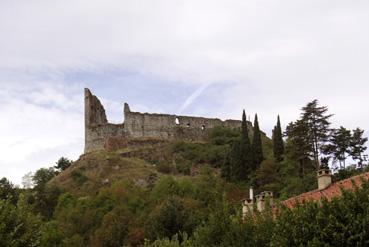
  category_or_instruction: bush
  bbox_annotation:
[91,206,131,246]
[0,198,43,246]
[0,177,18,204]
[176,162,191,175]
[171,142,229,168]
[157,163,176,174]
[145,196,201,240]
[145,233,192,247]
[40,221,64,246]
[209,126,240,145]
[332,165,360,182]
[71,170,88,185]
[151,177,180,200]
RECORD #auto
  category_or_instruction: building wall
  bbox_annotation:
[84,88,252,153]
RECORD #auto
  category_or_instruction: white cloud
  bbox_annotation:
[2,1,369,85]
[1,0,369,182]
[0,81,85,185]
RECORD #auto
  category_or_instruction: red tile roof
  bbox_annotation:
[281,172,369,209]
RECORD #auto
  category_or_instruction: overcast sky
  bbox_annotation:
[1,0,369,185]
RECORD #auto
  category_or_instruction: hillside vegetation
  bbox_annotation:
[1,100,368,246]
[50,125,273,197]
[50,151,156,196]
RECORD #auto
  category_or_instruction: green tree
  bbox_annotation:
[301,100,333,169]
[190,200,237,246]
[91,206,132,246]
[252,114,264,167]
[22,172,34,189]
[28,168,60,219]
[272,115,284,162]
[32,167,57,191]
[39,221,64,246]
[324,127,352,169]
[227,110,253,181]
[220,151,232,181]
[145,197,201,240]
[209,126,240,145]
[229,139,242,181]
[145,233,192,247]
[285,120,313,178]
[0,198,43,246]
[0,177,18,204]
[349,128,368,169]
[271,180,369,246]
[54,157,73,172]
[254,159,281,193]
[239,110,253,180]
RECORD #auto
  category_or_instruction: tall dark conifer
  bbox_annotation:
[285,120,311,178]
[229,138,243,181]
[349,128,368,169]
[241,110,249,143]
[221,150,232,181]
[239,110,252,180]
[301,100,332,170]
[252,114,264,167]
[224,110,253,182]
[324,127,351,169]
[273,115,284,162]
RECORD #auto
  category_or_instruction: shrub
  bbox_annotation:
[209,126,240,145]
[176,162,191,175]
[145,196,201,240]
[90,206,131,246]
[157,163,176,174]
[71,170,88,185]
[171,142,229,168]
[0,199,43,246]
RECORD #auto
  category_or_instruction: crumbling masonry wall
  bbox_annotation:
[85,88,252,153]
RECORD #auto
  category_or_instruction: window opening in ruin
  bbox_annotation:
[175,118,180,125]
[187,123,191,128]
[201,125,206,130]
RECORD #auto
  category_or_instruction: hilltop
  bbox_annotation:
[50,127,273,197]
[3,99,368,246]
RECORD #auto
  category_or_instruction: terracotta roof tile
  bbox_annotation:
[281,172,369,209]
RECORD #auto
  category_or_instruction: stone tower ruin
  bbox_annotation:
[84,88,252,153]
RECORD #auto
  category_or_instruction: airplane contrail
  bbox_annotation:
[178,82,212,114]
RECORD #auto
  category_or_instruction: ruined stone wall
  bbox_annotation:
[84,89,127,153]
[84,88,252,153]
[123,108,253,139]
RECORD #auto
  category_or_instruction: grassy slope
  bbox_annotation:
[49,150,157,196]
[50,128,273,197]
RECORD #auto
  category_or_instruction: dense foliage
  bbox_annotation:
[252,114,264,167]
[1,167,246,246]
[221,111,270,183]
[147,178,369,247]
[1,99,368,246]
[272,115,284,162]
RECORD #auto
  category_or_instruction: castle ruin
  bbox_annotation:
[84,88,251,153]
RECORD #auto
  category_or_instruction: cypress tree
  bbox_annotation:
[220,110,255,182]
[273,115,284,162]
[252,114,264,167]
[239,110,252,180]
[229,138,243,181]
[241,110,249,142]
[221,151,232,181]
[227,110,253,181]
